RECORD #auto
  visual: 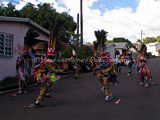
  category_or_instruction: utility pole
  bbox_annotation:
[141,30,143,42]
[141,29,145,42]
[80,0,83,46]
[77,13,80,46]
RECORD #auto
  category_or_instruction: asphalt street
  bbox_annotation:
[0,58,160,120]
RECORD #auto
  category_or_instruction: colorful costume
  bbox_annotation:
[33,48,63,106]
[134,58,141,74]
[95,52,118,101]
[71,49,79,79]
[139,57,151,87]
[16,54,28,94]
[90,56,98,75]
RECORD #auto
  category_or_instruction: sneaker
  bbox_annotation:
[34,103,43,108]
[105,96,112,101]
[127,73,131,76]
[139,82,144,86]
[144,83,149,87]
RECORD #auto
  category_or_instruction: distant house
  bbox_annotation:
[146,42,160,56]
[114,42,130,56]
[83,44,94,55]
[0,16,50,81]
[104,44,116,60]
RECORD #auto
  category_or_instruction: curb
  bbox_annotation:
[0,74,72,96]
[0,83,39,96]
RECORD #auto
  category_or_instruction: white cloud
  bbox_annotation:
[4,0,160,43]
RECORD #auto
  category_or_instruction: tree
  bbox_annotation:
[144,37,157,43]
[56,12,77,44]
[156,36,160,42]
[20,3,38,22]
[1,2,77,45]
[94,29,108,50]
[24,28,39,51]
[106,40,113,43]
[60,46,72,58]
[36,3,56,30]
[0,4,5,15]
[2,2,20,17]
[112,37,132,48]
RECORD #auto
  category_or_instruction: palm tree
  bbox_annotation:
[94,29,108,51]
[24,28,39,51]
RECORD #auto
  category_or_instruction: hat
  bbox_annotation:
[47,48,55,56]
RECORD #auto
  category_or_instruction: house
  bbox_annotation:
[104,44,116,60]
[83,44,94,55]
[0,16,50,81]
[146,42,160,56]
[113,42,130,56]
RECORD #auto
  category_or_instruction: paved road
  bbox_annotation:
[1,58,160,120]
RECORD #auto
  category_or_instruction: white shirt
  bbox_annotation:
[115,55,121,63]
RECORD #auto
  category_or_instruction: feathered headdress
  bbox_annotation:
[72,49,77,56]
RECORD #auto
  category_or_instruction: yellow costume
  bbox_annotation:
[34,58,63,106]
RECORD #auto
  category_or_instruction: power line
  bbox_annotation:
[83,19,114,38]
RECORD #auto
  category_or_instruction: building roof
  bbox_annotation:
[105,44,116,47]
[83,44,94,48]
[147,42,159,46]
[0,16,50,35]
[113,42,129,50]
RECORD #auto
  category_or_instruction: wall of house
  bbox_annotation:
[0,22,49,81]
[105,46,115,60]
[156,43,160,56]
[147,45,158,56]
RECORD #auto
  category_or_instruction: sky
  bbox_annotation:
[1,0,160,43]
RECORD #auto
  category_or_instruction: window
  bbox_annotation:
[0,33,13,57]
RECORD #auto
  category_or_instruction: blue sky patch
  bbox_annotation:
[91,0,138,13]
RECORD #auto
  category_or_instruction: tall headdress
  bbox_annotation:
[47,48,55,56]
[72,49,77,57]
